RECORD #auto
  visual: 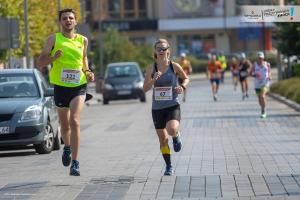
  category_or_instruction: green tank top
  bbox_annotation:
[50,32,87,87]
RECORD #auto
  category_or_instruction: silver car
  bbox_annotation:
[0,69,60,154]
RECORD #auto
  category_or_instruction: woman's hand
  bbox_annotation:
[153,71,162,81]
[175,85,185,94]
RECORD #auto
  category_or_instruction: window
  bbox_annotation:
[138,0,147,18]
[108,0,121,18]
[108,65,138,78]
[124,0,135,18]
[178,34,215,56]
[105,0,147,19]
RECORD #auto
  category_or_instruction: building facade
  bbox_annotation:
[86,0,281,57]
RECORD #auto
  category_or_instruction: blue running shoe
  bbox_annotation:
[173,132,182,152]
[164,165,173,176]
[62,146,71,167]
[70,160,80,176]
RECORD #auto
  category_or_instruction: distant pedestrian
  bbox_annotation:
[239,53,252,100]
[143,39,189,176]
[37,8,94,176]
[178,52,192,102]
[207,54,222,101]
[251,52,271,118]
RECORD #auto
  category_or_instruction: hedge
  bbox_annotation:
[270,77,300,104]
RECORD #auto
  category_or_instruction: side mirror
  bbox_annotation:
[44,87,54,97]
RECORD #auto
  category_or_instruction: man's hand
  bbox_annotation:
[53,50,63,60]
[85,71,95,82]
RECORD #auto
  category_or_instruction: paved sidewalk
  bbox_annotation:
[0,73,300,200]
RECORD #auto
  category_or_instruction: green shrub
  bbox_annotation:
[293,63,300,77]
[270,77,300,103]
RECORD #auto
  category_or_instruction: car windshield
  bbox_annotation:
[0,74,39,98]
[107,65,139,78]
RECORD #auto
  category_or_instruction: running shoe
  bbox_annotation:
[70,160,80,176]
[164,165,173,176]
[173,132,182,152]
[260,113,267,119]
[213,95,217,101]
[62,146,71,167]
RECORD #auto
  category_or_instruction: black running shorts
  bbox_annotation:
[152,104,181,129]
[54,84,87,108]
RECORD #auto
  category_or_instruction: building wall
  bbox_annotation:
[88,0,278,58]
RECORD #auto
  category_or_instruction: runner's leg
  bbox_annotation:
[69,95,85,161]
[57,108,70,146]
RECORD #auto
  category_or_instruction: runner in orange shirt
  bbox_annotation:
[207,54,222,101]
[178,53,192,102]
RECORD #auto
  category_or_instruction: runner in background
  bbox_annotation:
[207,54,222,101]
[239,53,252,100]
[178,53,192,102]
[251,52,271,118]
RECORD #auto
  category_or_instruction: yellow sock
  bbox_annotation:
[160,145,171,155]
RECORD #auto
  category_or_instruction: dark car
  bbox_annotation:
[0,69,60,154]
[102,62,146,104]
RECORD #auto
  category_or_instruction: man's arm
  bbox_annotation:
[37,35,60,70]
[82,37,94,82]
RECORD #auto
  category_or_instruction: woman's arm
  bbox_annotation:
[173,62,189,89]
[143,64,161,92]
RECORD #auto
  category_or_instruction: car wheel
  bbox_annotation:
[34,121,54,154]
[140,94,146,102]
[53,127,61,151]
[103,98,109,105]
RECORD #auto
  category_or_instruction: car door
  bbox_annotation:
[36,71,59,130]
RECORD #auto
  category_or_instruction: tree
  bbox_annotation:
[0,0,81,64]
[94,28,153,74]
[276,22,300,56]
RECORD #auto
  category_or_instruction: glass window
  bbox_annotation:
[108,0,121,18]
[178,34,215,56]
[124,0,135,18]
[109,0,120,11]
[124,0,134,10]
[107,65,139,78]
[0,74,39,98]
[139,0,146,9]
[138,0,146,18]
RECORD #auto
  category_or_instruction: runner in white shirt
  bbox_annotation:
[251,52,271,118]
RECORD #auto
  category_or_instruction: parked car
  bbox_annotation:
[102,62,146,104]
[0,69,60,154]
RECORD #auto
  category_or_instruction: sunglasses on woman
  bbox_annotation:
[156,47,169,52]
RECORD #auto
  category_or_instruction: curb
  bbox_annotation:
[268,92,300,112]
